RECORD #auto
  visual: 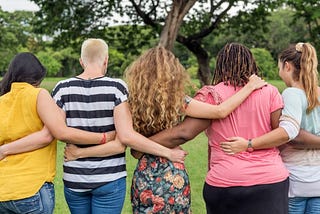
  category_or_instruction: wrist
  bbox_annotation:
[0,144,9,158]
[100,133,107,144]
[246,139,254,152]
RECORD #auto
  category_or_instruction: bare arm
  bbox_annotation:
[185,74,266,119]
[114,101,187,163]
[131,117,210,159]
[150,117,211,148]
[64,137,126,161]
[290,129,320,149]
[37,89,111,145]
[220,109,289,154]
[0,126,53,160]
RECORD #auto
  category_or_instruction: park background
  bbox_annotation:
[0,0,318,213]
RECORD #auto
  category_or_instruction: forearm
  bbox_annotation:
[61,130,115,145]
[120,131,173,159]
[0,127,53,159]
[150,117,210,148]
[290,129,320,149]
[68,140,126,159]
[252,127,289,149]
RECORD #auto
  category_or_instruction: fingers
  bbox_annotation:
[220,143,235,155]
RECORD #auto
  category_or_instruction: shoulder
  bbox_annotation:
[282,87,304,96]
[104,77,127,87]
[194,85,220,104]
[51,77,77,94]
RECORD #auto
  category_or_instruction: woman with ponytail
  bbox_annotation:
[222,42,320,213]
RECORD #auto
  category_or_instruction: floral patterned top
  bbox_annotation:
[131,154,191,213]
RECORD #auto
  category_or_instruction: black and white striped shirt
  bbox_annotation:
[52,76,128,192]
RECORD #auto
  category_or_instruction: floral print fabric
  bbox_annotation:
[131,154,191,213]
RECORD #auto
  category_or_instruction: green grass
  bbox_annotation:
[41,77,285,214]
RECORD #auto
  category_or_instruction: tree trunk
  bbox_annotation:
[159,0,211,85]
[159,0,197,50]
[181,38,211,85]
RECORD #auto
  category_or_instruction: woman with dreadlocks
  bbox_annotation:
[148,42,289,214]
[221,42,320,213]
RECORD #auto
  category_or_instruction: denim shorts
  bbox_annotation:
[0,182,55,214]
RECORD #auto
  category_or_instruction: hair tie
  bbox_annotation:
[295,42,304,52]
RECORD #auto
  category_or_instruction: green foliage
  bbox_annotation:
[286,0,320,51]
[251,48,278,80]
[0,9,32,71]
[36,49,62,77]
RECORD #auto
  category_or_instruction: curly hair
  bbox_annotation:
[212,43,259,87]
[125,46,190,137]
[279,42,319,113]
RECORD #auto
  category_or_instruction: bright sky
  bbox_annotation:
[0,0,39,12]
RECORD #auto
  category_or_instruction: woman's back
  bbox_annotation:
[195,83,289,187]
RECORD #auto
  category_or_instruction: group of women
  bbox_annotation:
[0,39,319,214]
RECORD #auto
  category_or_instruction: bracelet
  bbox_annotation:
[100,133,107,144]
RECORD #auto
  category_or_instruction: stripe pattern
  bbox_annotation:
[52,77,128,191]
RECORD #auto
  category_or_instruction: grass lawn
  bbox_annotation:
[40,77,286,214]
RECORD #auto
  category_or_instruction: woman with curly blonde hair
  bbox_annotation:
[126,45,266,213]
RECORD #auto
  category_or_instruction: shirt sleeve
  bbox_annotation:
[279,88,303,139]
[270,85,284,113]
[51,81,65,110]
[194,86,218,105]
[114,79,129,106]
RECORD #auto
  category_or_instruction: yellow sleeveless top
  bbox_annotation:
[0,82,57,200]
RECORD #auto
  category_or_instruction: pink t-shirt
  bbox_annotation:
[194,83,289,187]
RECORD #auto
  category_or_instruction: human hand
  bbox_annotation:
[220,137,248,155]
[168,146,188,163]
[64,144,80,161]
[247,74,267,90]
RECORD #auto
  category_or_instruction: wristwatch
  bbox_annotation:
[247,139,254,152]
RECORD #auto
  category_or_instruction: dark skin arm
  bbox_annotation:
[289,129,320,149]
[131,117,211,159]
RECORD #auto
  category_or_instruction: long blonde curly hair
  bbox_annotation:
[125,46,190,137]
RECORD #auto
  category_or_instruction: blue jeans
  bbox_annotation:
[0,182,55,214]
[289,197,320,214]
[64,177,126,214]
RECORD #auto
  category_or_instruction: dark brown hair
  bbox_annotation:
[212,43,259,87]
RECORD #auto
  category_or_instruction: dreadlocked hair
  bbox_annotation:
[212,43,259,88]
[124,46,191,137]
[279,42,319,113]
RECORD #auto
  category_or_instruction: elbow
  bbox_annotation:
[42,132,54,145]
[117,132,133,146]
[218,108,228,119]
[51,128,69,142]
[176,127,195,142]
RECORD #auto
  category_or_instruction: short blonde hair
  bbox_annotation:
[81,38,108,66]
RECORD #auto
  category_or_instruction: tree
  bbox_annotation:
[0,9,34,72]
[31,0,282,84]
[286,0,320,50]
